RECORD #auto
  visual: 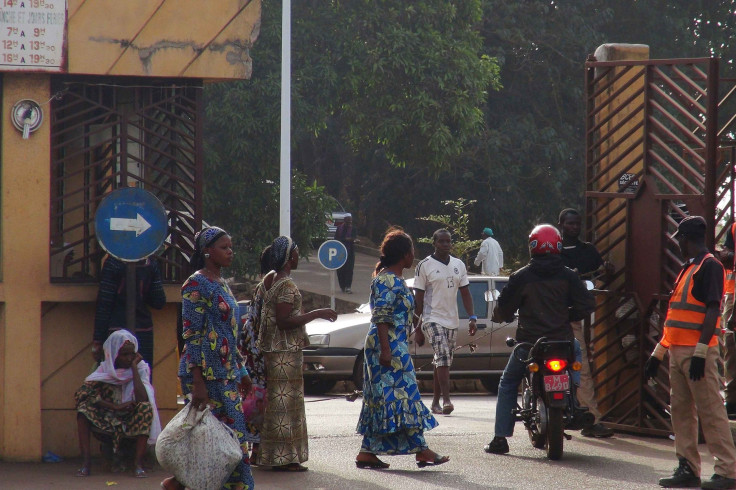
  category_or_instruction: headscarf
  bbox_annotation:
[483,227,494,237]
[191,226,228,269]
[270,236,297,271]
[85,329,161,444]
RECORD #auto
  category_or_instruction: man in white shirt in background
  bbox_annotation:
[414,229,477,415]
[474,227,504,275]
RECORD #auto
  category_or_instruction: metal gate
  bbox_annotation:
[585,56,736,434]
[49,76,204,283]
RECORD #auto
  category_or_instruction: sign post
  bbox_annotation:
[94,188,168,332]
[317,240,348,310]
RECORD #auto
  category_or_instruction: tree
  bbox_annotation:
[416,198,482,265]
[203,0,499,275]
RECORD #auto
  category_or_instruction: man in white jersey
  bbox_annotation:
[414,229,476,415]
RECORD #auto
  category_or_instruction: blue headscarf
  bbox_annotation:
[270,236,297,271]
[191,226,228,268]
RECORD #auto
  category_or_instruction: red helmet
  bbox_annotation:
[529,224,562,255]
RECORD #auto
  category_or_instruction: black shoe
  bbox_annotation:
[483,436,509,455]
[658,459,700,488]
[726,402,736,421]
[701,474,736,489]
[581,423,614,438]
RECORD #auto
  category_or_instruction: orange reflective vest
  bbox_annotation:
[662,253,723,348]
[726,223,736,295]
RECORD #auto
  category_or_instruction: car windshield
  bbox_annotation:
[457,281,489,319]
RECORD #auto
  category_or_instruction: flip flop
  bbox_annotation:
[430,404,442,415]
[416,454,450,468]
[442,402,454,415]
[134,467,148,478]
[356,459,390,469]
[75,466,90,477]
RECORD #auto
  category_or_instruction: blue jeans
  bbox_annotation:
[494,340,582,438]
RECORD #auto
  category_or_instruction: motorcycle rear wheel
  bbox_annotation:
[546,407,564,460]
[522,378,546,449]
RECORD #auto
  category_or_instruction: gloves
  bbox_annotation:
[644,356,661,380]
[689,356,705,381]
[689,343,708,381]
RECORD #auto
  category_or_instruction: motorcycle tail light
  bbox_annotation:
[552,392,564,400]
[528,362,539,373]
[572,361,582,371]
[545,359,567,372]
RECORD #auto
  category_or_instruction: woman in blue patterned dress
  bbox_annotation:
[162,226,255,490]
[355,229,450,469]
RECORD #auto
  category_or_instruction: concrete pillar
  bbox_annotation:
[1,73,51,460]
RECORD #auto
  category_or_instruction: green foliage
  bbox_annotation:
[417,198,482,265]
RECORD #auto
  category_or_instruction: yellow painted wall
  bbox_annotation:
[1,74,51,461]
[67,0,261,79]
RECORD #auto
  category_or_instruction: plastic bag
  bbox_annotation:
[241,385,266,427]
[155,404,242,490]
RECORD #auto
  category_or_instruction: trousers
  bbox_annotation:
[669,344,736,478]
[571,320,601,422]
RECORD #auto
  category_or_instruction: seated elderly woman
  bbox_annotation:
[74,329,161,478]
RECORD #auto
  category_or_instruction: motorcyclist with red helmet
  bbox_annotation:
[484,224,595,455]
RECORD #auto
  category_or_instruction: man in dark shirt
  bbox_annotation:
[484,224,594,455]
[557,208,614,438]
[92,256,167,370]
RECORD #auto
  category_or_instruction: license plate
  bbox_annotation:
[544,374,570,392]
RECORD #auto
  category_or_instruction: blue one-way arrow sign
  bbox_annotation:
[94,188,168,262]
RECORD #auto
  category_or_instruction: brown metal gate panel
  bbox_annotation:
[49,76,204,283]
[585,57,736,434]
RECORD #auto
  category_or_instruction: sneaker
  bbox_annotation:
[483,436,509,455]
[581,423,614,438]
[701,474,736,489]
[658,459,700,488]
[345,288,352,294]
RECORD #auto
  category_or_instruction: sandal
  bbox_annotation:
[134,466,148,478]
[356,458,390,469]
[75,466,90,477]
[272,463,308,472]
[430,404,442,415]
[416,453,450,468]
[442,402,454,415]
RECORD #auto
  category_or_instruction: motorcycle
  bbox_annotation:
[506,336,594,460]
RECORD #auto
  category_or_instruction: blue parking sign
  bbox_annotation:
[318,240,348,270]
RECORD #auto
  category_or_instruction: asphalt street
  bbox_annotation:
[0,393,687,489]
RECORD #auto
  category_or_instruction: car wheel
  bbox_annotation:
[352,352,364,390]
[481,375,501,394]
[304,379,336,395]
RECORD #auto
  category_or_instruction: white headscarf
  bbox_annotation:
[85,329,161,444]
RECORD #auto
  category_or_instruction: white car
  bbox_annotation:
[303,275,517,394]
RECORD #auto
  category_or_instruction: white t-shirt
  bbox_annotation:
[414,255,469,329]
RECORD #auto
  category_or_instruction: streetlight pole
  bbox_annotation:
[279,0,291,237]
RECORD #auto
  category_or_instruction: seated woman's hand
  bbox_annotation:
[132,353,144,367]
[116,401,136,412]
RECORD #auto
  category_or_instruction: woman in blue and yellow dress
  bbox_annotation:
[355,229,450,469]
[162,226,255,490]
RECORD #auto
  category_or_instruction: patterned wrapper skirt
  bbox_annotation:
[257,350,308,466]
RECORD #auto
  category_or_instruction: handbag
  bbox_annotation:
[241,385,267,427]
[155,403,243,490]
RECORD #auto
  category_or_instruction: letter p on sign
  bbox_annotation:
[328,248,337,260]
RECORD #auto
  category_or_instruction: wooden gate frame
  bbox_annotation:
[584,56,736,434]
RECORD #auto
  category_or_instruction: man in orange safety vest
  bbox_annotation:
[645,216,736,489]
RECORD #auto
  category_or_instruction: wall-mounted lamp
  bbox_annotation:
[11,99,43,139]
